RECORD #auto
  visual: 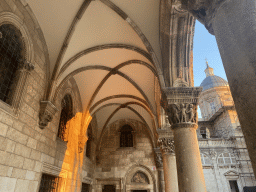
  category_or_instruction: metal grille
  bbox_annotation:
[39,174,61,192]
[0,24,24,104]
[57,94,73,141]
[120,125,133,147]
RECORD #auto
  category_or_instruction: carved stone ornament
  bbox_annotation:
[209,150,217,159]
[78,135,87,153]
[158,138,175,154]
[39,101,58,129]
[171,0,187,13]
[24,61,35,71]
[180,0,230,34]
[162,87,202,127]
[155,152,163,168]
[131,172,149,184]
[167,103,198,125]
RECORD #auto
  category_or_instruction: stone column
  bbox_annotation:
[162,87,206,192]
[154,149,165,192]
[182,0,256,175]
[158,138,179,192]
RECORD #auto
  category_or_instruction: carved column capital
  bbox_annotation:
[181,0,230,34]
[162,87,202,129]
[158,138,175,155]
[39,101,58,129]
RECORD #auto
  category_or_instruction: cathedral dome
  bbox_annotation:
[200,61,229,91]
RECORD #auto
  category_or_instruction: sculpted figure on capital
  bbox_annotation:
[167,103,197,125]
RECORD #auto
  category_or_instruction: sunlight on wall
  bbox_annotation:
[59,111,92,192]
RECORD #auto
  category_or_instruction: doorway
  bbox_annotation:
[102,185,115,192]
[229,180,239,192]
[132,190,147,192]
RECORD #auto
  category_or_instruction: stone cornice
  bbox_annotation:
[181,0,230,34]
[162,87,202,106]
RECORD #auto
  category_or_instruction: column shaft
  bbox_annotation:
[162,153,179,192]
[211,0,256,174]
[174,125,206,192]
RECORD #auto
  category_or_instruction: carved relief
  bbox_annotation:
[167,103,198,125]
[155,152,163,168]
[39,101,58,129]
[23,61,35,71]
[158,138,175,154]
[39,111,52,128]
[131,172,149,184]
[209,150,217,159]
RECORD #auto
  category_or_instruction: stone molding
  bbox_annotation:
[162,87,202,105]
[39,101,58,129]
[158,138,175,155]
[181,0,230,34]
[42,162,68,178]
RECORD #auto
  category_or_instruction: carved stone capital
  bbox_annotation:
[162,87,202,128]
[158,138,175,155]
[181,0,230,34]
[39,101,58,129]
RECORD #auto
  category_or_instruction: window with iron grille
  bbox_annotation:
[120,124,133,147]
[0,24,25,105]
[39,174,61,192]
[57,94,73,141]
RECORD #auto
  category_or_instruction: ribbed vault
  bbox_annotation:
[26,0,163,149]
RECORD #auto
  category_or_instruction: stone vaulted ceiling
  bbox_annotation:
[25,0,165,146]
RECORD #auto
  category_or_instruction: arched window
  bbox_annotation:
[57,94,73,141]
[86,123,92,159]
[0,24,25,105]
[200,153,211,165]
[218,153,236,164]
[120,124,133,147]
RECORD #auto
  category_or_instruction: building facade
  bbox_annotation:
[197,63,256,192]
[0,0,256,192]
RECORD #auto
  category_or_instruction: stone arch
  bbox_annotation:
[124,164,156,192]
[0,12,34,64]
[217,152,236,164]
[200,153,212,165]
[0,12,36,113]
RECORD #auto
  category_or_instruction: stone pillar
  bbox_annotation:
[162,87,206,192]
[182,0,256,175]
[158,138,179,192]
[154,149,165,192]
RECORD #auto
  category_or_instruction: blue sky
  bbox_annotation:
[193,21,228,117]
[193,21,227,87]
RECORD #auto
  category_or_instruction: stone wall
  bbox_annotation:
[0,0,50,191]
